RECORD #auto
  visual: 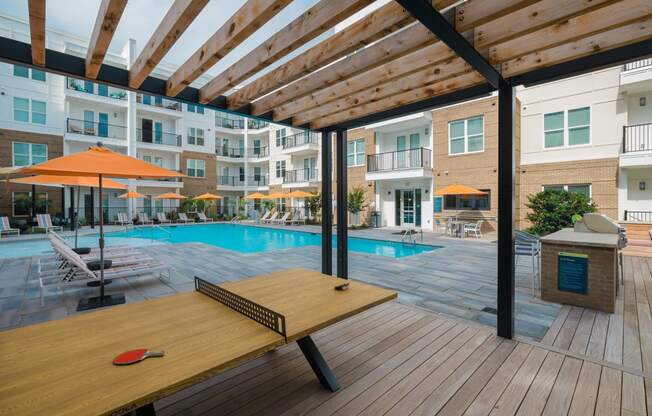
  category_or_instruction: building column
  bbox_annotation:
[321,129,333,275]
[336,129,348,279]
[243,120,249,216]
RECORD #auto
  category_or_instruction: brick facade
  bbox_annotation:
[180,150,217,196]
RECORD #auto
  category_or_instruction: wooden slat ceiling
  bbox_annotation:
[28,0,652,129]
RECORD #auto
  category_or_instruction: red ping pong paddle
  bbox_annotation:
[113,349,165,366]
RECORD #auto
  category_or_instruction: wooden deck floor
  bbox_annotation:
[154,256,652,416]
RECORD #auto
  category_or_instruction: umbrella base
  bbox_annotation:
[86,279,113,287]
[77,293,125,311]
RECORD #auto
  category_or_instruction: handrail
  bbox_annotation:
[66,118,127,140]
[622,123,652,153]
[282,131,319,149]
[136,128,182,147]
[151,224,171,242]
[367,147,432,172]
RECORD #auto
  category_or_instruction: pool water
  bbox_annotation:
[110,223,439,258]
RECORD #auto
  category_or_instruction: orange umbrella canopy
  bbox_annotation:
[287,190,314,198]
[194,192,222,200]
[434,184,488,196]
[264,191,289,199]
[18,145,184,179]
[154,192,185,200]
[118,191,146,199]
[244,192,267,200]
[10,175,127,189]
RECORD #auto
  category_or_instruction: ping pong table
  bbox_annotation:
[0,268,396,416]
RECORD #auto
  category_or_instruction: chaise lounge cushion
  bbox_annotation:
[86,259,112,271]
[72,247,92,255]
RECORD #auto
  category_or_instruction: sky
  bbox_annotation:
[0,0,322,80]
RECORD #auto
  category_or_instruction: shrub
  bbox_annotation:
[525,189,597,235]
[347,187,366,215]
[305,192,322,219]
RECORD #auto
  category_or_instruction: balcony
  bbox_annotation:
[218,175,245,187]
[215,115,245,130]
[136,128,182,149]
[620,58,652,89]
[365,147,433,181]
[282,131,319,155]
[136,94,182,112]
[620,123,652,167]
[247,119,269,129]
[247,146,269,159]
[216,146,245,159]
[247,175,268,187]
[65,118,127,146]
[282,169,318,188]
[65,77,127,105]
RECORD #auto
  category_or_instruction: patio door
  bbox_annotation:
[98,113,108,138]
[253,139,261,156]
[400,190,415,226]
[84,110,94,135]
[141,119,153,143]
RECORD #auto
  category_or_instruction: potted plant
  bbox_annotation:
[347,187,366,227]
[305,192,321,223]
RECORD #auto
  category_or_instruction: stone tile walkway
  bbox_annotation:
[0,224,560,339]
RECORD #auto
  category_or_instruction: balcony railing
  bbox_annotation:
[624,58,652,71]
[282,131,319,149]
[66,118,126,140]
[215,116,245,129]
[624,210,652,223]
[367,147,432,172]
[248,146,269,158]
[136,94,182,111]
[623,123,652,153]
[248,175,268,186]
[218,175,245,186]
[247,119,269,129]
[283,169,318,183]
[136,128,181,147]
[216,146,245,158]
[66,77,127,100]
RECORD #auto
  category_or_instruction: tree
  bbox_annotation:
[262,199,275,212]
[347,187,366,226]
[305,191,322,219]
[526,189,597,235]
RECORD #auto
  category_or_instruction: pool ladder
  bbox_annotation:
[151,224,172,243]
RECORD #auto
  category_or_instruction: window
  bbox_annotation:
[187,127,204,146]
[276,128,286,147]
[13,65,45,81]
[12,142,47,167]
[142,155,152,163]
[544,107,590,148]
[13,97,29,122]
[187,104,205,114]
[187,159,205,178]
[31,100,46,124]
[347,139,365,166]
[448,116,484,155]
[443,190,490,211]
[12,191,47,216]
[275,160,286,178]
[543,184,591,197]
[409,133,420,149]
[154,157,163,167]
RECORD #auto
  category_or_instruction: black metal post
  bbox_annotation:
[90,186,95,229]
[336,129,348,279]
[31,184,36,220]
[297,335,340,392]
[321,129,333,275]
[497,80,515,339]
[69,187,75,230]
[60,187,65,225]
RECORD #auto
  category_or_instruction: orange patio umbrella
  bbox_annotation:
[18,144,183,311]
[244,192,267,200]
[154,192,185,200]
[10,175,127,189]
[264,191,289,199]
[286,190,314,198]
[194,192,222,200]
[434,184,488,196]
[118,191,146,199]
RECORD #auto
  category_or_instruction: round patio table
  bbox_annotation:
[449,220,466,238]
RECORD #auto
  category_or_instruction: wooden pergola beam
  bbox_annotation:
[166,0,291,97]
[198,0,374,104]
[274,41,454,121]
[129,0,209,89]
[455,0,540,32]
[293,57,470,126]
[225,1,414,110]
[310,71,485,129]
[250,23,438,116]
[86,0,128,79]
[28,0,46,66]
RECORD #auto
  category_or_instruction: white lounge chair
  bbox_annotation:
[464,220,484,238]
[262,211,278,224]
[259,210,271,223]
[273,211,291,225]
[197,212,214,222]
[34,213,63,232]
[177,212,192,223]
[0,216,20,237]
[116,212,133,226]
[156,212,171,224]
[138,212,154,225]
[288,211,306,225]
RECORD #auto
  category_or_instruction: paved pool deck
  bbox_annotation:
[0,223,560,340]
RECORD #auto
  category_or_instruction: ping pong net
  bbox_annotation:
[194,276,287,341]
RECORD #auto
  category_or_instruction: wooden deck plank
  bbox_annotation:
[541,305,570,345]
[585,313,610,361]
[541,357,583,416]
[623,258,643,371]
[569,309,597,355]
[604,295,625,365]
[621,372,647,415]
[568,362,602,416]
[553,307,584,350]
[594,367,622,416]
[514,351,565,416]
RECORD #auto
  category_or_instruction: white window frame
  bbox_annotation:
[347,139,365,167]
[12,142,48,167]
[13,98,46,125]
[542,184,592,198]
[31,100,46,125]
[13,65,46,82]
[275,160,286,178]
[186,159,205,178]
[276,128,286,147]
[448,115,484,155]
[542,106,591,149]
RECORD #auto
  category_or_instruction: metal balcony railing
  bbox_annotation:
[282,131,319,149]
[66,118,127,140]
[247,146,269,158]
[248,175,268,186]
[136,128,181,147]
[216,146,245,158]
[218,175,246,186]
[624,210,652,223]
[136,94,182,111]
[623,123,652,153]
[215,116,245,129]
[624,58,652,71]
[66,77,127,100]
[247,119,269,129]
[283,169,318,183]
[367,147,432,172]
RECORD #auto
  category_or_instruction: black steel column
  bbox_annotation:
[90,186,95,229]
[31,184,36,219]
[336,129,348,279]
[321,128,333,275]
[497,80,515,339]
[60,188,65,223]
[69,187,75,225]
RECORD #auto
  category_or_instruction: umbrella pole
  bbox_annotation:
[74,185,80,248]
[99,174,105,300]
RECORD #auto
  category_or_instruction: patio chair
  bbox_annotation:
[34,214,63,232]
[515,230,541,296]
[177,212,192,223]
[464,220,483,238]
[116,212,133,226]
[259,210,271,223]
[156,212,171,224]
[262,211,278,224]
[288,211,306,225]
[273,212,291,225]
[434,218,446,233]
[444,218,455,237]
[197,212,214,222]
[138,212,154,225]
[0,216,20,237]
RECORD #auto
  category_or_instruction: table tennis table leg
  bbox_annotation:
[297,335,340,392]
[134,403,156,416]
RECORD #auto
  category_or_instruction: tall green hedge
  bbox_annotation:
[526,189,597,235]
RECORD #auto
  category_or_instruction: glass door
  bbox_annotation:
[154,122,163,144]
[98,113,108,138]
[84,110,94,135]
[253,139,261,157]
[401,190,415,226]
[141,118,153,143]
[396,136,406,168]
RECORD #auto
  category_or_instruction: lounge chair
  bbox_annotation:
[0,216,20,237]
[262,211,278,224]
[116,212,133,226]
[40,236,170,305]
[177,213,192,223]
[138,212,154,225]
[197,212,214,222]
[463,220,484,238]
[273,212,291,225]
[288,211,306,225]
[156,212,171,224]
[34,213,63,232]
[259,210,271,223]
[515,230,541,296]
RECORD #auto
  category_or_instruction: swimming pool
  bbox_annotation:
[110,223,439,258]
